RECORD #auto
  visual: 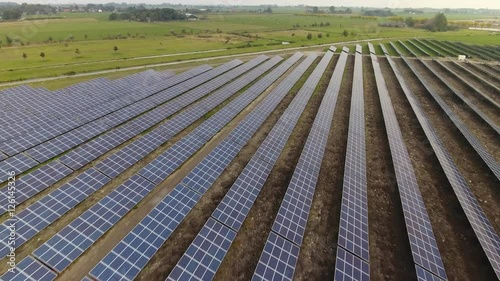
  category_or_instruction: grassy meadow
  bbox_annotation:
[0,10,498,85]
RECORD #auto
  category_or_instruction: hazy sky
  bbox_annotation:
[7,0,500,9]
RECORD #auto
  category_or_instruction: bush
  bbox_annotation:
[318,33,323,38]
[307,33,312,40]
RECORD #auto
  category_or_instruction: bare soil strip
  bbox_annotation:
[364,57,416,281]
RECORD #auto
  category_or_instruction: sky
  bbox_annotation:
[6,0,500,9]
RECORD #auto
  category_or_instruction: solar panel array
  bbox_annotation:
[371,43,447,280]
[429,40,464,57]
[0,61,246,215]
[334,46,370,281]
[408,56,500,180]
[0,56,271,261]
[83,53,306,281]
[398,40,418,57]
[0,69,186,152]
[450,61,500,104]
[1,55,287,281]
[413,39,444,57]
[166,50,330,281]
[421,40,457,57]
[432,60,500,134]
[388,43,500,279]
[253,48,348,281]
[453,41,495,61]
[0,65,215,182]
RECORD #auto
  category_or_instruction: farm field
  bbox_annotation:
[0,11,499,84]
[0,37,498,281]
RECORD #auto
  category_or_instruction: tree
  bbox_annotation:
[343,30,349,37]
[405,17,415,27]
[40,52,45,59]
[113,46,119,52]
[431,13,448,31]
[84,34,88,40]
[329,6,335,13]
[109,13,118,20]
[265,7,272,13]
[307,33,312,40]
[75,48,80,55]
[22,53,27,59]
[312,6,319,13]
[5,36,13,46]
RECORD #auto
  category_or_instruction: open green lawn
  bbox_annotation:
[0,11,498,84]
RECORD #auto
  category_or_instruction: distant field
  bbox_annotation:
[0,11,498,83]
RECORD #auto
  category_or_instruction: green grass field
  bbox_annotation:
[0,11,498,85]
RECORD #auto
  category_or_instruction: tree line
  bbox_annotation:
[109,7,186,22]
[0,3,56,20]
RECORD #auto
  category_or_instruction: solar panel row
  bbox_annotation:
[334,47,370,281]
[388,44,500,279]
[413,57,500,180]
[398,40,418,57]
[413,39,444,57]
[406,40,430,56]
[0,56,272,262]
[452,41,495,61]
[85,54,303,281]
[371,43,447,280]
[166,52,322,281]
[253,48,347,281]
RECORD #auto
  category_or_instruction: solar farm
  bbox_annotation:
[0,39,498,281]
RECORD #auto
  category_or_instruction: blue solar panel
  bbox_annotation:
[33,175,155,273]
[333,247,370,281]
[415,265,445,281]
[336,49,370,263]
[213,158,273,231]
[0,160,73,215]
[0,168,110,259]
[252,48,346,280]
[167,218,236,281]
[0,256,56,281]
[89,184,200,281]
[252,232,300,281]
[88,54,303,281]
[0,153,39,182]
[372,46,448,279]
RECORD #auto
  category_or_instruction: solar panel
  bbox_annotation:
[212,158,273,231]
[271,164,317,245]
[0,160,73,215]
[33,175,155,273]
[416,265,445,281]
[333,247,370,281]
[168,54,325,281]
[0,256,56,281]
[336,50,369,262]
[88,54,303,281]
[384,47,500,278]
[0,168,111,259]
[252,48,347,280]
[166,218,236,281]
[371,47,447,279]
[0,153,38,182]
[89,184,200,281]
[252,232,300,281]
